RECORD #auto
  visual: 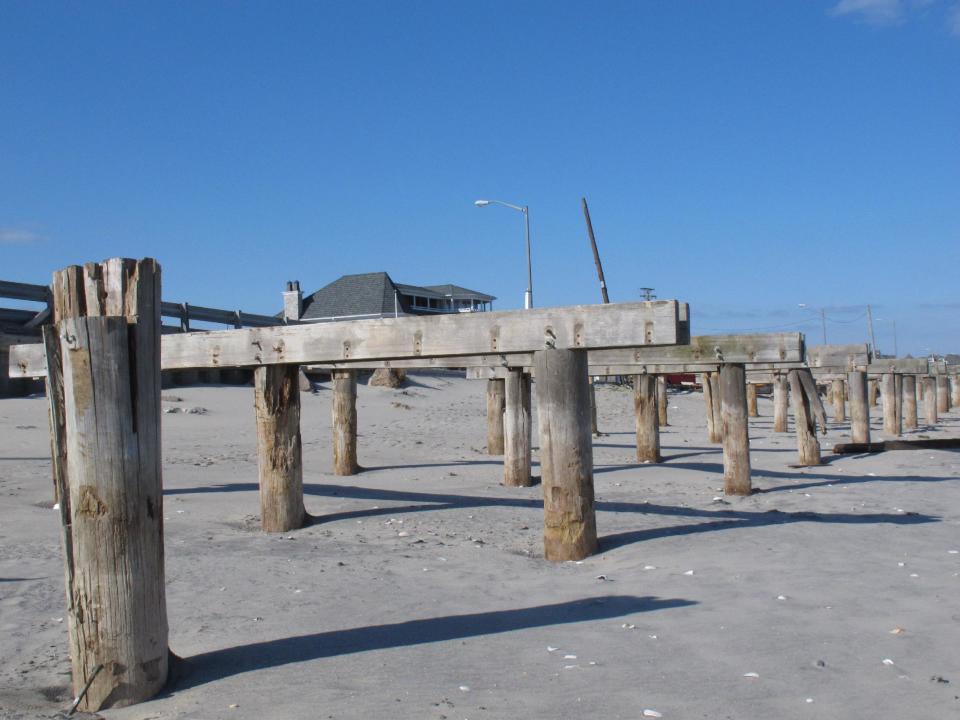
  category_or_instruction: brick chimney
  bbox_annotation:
[283,280,302,322]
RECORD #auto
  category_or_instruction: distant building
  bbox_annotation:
[282,272,495,322]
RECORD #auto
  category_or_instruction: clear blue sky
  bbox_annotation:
[2,1,957,355]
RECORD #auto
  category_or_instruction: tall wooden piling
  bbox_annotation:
[45,259,168,711]
[773,372,789,433]
[789,369,821,466]
[952,375,960,407]
[633,374,661,463]
[254,364,305,532]
[923,377,938,426]
[720,363,751,495]
[702,372,722,443]
[848,370,870,444]
[902,375,918,430]
[589,378,601,436]
[486,378,505,455]
[936,375,950,413]
[881,373,899,436]
[831,378,846,422]
[332,370,359,475]
[534,349,597,562]
[746,382,759,418]
[503,370,532,487]
[656,375,669,426]
[868,378,878,406]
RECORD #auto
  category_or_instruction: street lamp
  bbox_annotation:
[474,199,533,309]
[798,303,827,344]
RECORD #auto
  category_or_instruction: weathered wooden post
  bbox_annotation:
[702,372,722,443]
[936,374,950,413]
[951,374,960,408]
[789,369,821,466]
[831,378,846,422]
[894,373,903,435]
[881,372,899,436]
[773,372,789,433]
[332,369,359,475]
[503,369,532,487]
[589,378,600,436]
[656,375,669,426]
[746,382,759,418]
[923,376,938,426]
[868,378,878,406]
[848,370,870,444]
[721,363,751,495]
[902,375,918,430]
[45,259,168,710]
[701,373,716,442]
[535,349,597,561]
[254,365,305,532]
[633,373,661,463]
[486,378,505,455]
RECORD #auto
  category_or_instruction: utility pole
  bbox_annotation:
[581,198,609,304]
[639,287,656,301]
[820,308,827,344]
[867,304,878,357]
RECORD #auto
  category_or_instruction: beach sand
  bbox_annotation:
[1,372,958,719]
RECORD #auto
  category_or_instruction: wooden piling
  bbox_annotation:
[534,349,597,562]
[720,363,751,495]
[486,378,505,455]
[881,373,899,436]
[503,369,532,487]
[868,378,878,406]
[936,375,950,413]
[902,375,918,430]
[633,373,661,463]
[952,375,960,407]
[746,382,759,418]
[332,370,359,475]
[789,369,821,466]
[831,378,846,422]
[923,376,938,426]
[589,379,600,436]
[773,372,789,433]
[656,375,669,426]
[848,370,870,444]
[254,364,306,532]
[709,371,722,442]
[702,372,722,443]
[46,259,168,711]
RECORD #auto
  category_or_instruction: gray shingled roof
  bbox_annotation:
[295,273,496,321]
[300,272,409,320]
[424,284,496,302]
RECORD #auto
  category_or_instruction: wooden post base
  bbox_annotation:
[503,370,532,487]
[721,364,751,495]
[535,349,598,562]
[332,370,359,475]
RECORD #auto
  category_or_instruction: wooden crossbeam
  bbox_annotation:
[309,333,804,372]
[806,343,871,369]
[8,300,685,377]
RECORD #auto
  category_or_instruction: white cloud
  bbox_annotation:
[949,1,960,34]
[0,229,44,245]
[830,0,906,24]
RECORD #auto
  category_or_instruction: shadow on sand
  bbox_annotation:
[167,595,694,691]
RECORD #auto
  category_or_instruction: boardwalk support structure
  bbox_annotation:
[45,259,168,711]
[535,348,597,561]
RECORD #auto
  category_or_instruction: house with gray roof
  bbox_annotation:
[282,273,495,322]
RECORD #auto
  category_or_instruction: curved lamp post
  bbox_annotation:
[475,199,533,309]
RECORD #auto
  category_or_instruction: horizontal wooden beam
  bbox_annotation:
[806,343,871,369]
[0,279,50,303]
[9,300,684,377]
[309,333,803,371]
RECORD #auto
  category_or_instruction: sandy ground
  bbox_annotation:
[1,372,959,720]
